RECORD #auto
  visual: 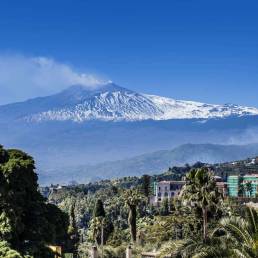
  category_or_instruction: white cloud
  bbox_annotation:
[0,54,108,104]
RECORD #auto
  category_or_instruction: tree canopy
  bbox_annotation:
[0,145,69,257]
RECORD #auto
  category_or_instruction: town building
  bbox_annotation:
[39,184,66,200]
[152,180,185,205]
[214,176,228,197]
[242,174,258,197]
[227,175,239,197]
[151,176,229,205]
[227,174,258,197]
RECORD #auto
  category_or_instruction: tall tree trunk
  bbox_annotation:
[101,219,104,258]
[202,207,208,242]
[128,205,137,243]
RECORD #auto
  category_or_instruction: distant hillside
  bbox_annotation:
[40,143,258,185]
[1,82,258,183]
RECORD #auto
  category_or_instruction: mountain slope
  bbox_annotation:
[1,83,258,123]
[146,95,258,120]
[1,83,258,185]
[40,143,258,184]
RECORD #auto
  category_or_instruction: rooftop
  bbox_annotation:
[158,180,185,184]
[243,174,258,178]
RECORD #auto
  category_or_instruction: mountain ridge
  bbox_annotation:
[1,82,258,123]
[1,83,258,185]
[39,142,258,185]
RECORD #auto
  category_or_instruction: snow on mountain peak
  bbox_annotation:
[10,83,258,122]
[145,95,258,119]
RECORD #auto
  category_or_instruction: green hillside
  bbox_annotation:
[41,143,258,184]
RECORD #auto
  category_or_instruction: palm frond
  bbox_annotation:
[219,216,254,246]
[231,248,254,258]
[245,207,258,234]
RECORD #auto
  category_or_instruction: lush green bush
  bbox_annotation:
[0,241,23,258]
[0,145,70,257]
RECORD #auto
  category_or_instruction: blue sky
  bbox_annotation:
[0,0,257,106]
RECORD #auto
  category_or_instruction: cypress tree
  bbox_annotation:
[94,199,105,218]
[142,174,151,198]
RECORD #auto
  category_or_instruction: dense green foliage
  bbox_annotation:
[182,168,222,241]
[48,163,258,258]
[0,145,70,258]
[2,141,258,257]
[94,199,106,218]
[0,144,254,257]
[0,241,24,258]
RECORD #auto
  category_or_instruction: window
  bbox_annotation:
[170,184,176,190]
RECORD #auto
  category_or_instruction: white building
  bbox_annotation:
[152,180,185,204]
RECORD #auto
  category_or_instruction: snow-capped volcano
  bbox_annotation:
[26,83,163,122]
[2,82,258,184]
[1,83,258,123]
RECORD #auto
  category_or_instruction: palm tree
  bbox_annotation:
[238,183,245,197]
[159,236,231,258]
[124,189,142,243]
[245,182,253,197]
[215,207,258,258]
[181,168,221,242]
[166,207,258,258]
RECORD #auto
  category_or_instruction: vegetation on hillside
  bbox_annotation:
[0,145,70,258]
[47,163,258,257]
[1,143,258,257]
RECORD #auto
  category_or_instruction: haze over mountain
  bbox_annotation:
[0,82,258,184]
[40,143,258,185]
